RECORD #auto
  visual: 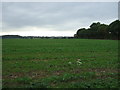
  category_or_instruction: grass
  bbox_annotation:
[2,39,119,88]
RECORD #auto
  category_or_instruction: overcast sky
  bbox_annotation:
[1,2,118,36]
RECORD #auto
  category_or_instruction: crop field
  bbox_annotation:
[2,39,119,88]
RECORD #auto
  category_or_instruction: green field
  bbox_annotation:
[2,39,119,88]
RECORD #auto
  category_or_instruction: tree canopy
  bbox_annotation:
[75,20,120,40]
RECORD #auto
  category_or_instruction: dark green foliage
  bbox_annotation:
[75,20,120,39]
[107,20,120,39]
[90,22,101,31]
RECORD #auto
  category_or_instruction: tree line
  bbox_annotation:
[74,20,120,40]
[1,35,74,39]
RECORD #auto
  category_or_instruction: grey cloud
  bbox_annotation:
[2,2,118,32]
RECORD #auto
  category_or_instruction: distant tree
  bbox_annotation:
[107,20,120,39]
[88,22,101,38]
[77,28,86,34]
[97,24,109,39]
[75,20,119,40]
[74,34,77,38]
[90,22,101,31]
[76,28,86,38]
